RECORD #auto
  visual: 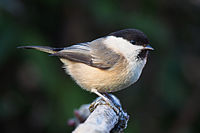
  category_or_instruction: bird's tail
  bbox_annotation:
[17,46,64,54]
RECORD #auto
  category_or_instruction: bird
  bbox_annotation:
[18,29,154,103]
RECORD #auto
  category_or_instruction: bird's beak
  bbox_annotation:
[144,45,154,50]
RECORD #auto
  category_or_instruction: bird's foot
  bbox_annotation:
[89,93,129,132]
[90,89,120,114]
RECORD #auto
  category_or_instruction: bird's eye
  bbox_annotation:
[130,40,136,44]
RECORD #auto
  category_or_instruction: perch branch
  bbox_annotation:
[69,94,129,133]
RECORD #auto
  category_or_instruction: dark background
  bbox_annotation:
[1,0,200,133]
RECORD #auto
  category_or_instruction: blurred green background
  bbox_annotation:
[1,0,200,133]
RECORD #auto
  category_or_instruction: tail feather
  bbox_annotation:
[17,46,63,54]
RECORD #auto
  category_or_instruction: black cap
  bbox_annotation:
[109,29,150,46]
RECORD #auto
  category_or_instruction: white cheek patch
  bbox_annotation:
[103,36,143,60]
[104,36,147,85]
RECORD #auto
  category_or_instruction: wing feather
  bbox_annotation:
[51,38,120,69]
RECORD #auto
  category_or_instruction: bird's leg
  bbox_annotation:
[90,89,119,114]
[91,89,112,104]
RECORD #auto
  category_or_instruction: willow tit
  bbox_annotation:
[18,29,153,102]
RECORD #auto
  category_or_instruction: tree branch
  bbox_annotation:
[69,94,129,133]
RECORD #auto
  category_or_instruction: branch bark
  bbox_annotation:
[69,94,129,133]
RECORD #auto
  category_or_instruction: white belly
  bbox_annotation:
[60,58,146,93]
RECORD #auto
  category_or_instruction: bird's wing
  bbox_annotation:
[52,38,120,69]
